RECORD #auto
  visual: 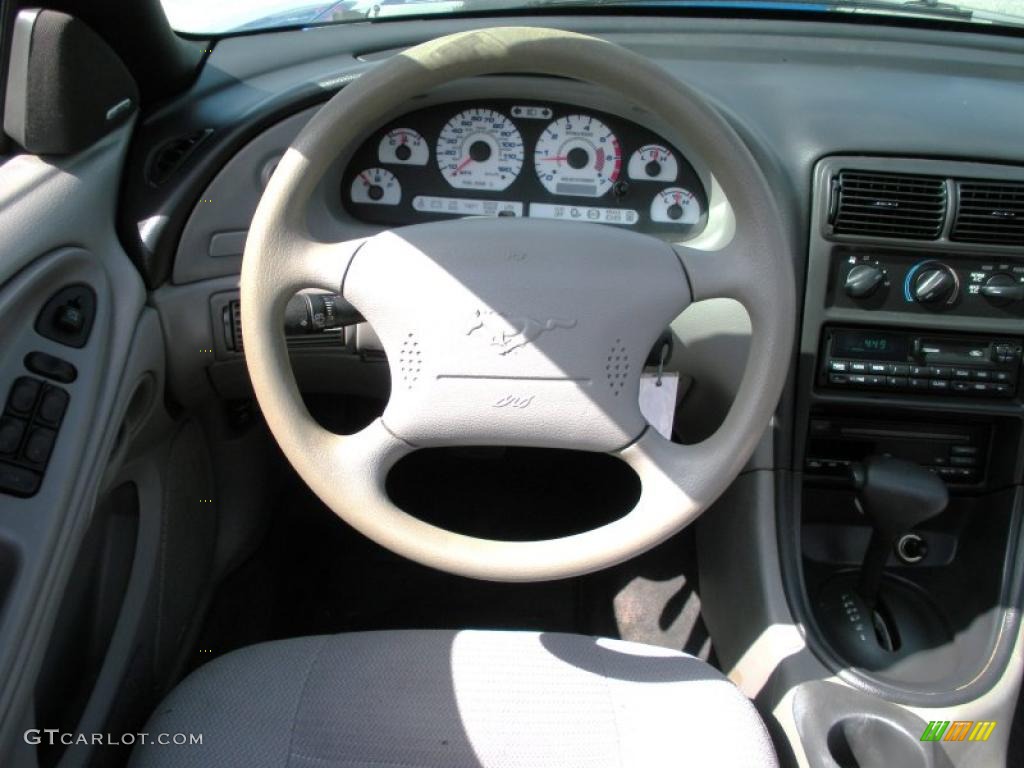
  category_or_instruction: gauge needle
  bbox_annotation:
[541,156,569,163]
[455,157,473,173]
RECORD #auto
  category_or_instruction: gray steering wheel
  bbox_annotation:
[240,27,794,582]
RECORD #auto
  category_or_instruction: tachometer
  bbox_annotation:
[651,187,700,224]
[628,145,678,182]
[350,168,401,206]
[533,115,621,197]
[379,128,428,166]
[437,109,523,191]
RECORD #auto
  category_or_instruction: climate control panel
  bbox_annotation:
[831,247,1024,317]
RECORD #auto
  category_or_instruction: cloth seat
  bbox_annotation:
[130,629,777,767]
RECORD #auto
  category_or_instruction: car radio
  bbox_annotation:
[819,327,1022,398]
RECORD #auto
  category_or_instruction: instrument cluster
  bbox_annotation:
[342,101,708,236]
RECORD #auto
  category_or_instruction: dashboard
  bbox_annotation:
[341,100,708,236]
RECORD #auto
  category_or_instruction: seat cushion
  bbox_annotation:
[130,629,777,768]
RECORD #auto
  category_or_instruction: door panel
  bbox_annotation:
[0,124,154,764]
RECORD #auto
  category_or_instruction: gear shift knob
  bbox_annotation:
[851,456,949,607]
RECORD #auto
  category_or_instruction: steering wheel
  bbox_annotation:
[240,27,794,582]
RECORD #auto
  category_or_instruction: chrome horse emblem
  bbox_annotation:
[467,310,577,355]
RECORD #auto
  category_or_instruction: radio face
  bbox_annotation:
[820,327,1022,399]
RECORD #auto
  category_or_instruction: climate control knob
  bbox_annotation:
[980,273,1024,306]
[844,264,886,299]
[912,263,958,305]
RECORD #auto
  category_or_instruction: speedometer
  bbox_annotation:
[533,115,621,197]
[436,109,524,191]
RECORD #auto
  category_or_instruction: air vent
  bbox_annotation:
[223,300,243,353]
[148,128,213,186]
[951,180,1024,246]
[831,171,947,240]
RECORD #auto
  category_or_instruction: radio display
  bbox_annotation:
[832,330,908,361]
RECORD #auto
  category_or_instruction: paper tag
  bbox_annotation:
[639,371,679,440]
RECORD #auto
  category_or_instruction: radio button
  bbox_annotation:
[849,362,869,373]
[972,370,992,381]
[888,376,909,388]
[929,379,950,391]
[868,362,890,374]
[908,378,929,390]
[848,374,868,385]
[829,360,849,373]
[952,381,971,393]
[866,375,885,386]
[893,364,911,376]
[993,371,1012,383]
[829,374,849,385]
[910,366,930,377]
[930,366,953,378]
[952,368,972,379]
[992,383,1012,396]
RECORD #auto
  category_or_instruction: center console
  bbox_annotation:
[789,156,1024,716]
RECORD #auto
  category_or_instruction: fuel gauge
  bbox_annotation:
[651,187,699,224]
[350,168,401,206]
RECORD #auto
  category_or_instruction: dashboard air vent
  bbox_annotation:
[148,128,213,186]
[831,171,947,240]
[951,180,1024,246]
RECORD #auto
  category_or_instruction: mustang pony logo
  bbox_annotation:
[467,310,577,355]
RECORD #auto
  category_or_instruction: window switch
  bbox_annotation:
[7,377,42,415]
[0,461,40,497]
[0,417,27,456]
[23,427,56,466]
[36,388,69,426]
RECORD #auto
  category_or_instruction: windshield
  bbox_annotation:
[160,0,1024,34]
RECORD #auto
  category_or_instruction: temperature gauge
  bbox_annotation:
[651,187,699,224]
[379,128,428,166]
[350,168,401,206]
[628,145,678,182]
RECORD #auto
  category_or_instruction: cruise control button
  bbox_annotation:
[8,377,42,415]
[23,427,56,466]
[0,462,40,496]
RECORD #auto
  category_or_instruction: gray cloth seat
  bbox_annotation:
[130,629,777,767]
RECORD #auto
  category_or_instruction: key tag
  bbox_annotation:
[639,342,679,440]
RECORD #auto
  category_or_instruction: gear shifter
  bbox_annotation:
[851,456,949,609]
